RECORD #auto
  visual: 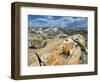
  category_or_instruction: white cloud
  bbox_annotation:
[46,16,53,19]
[36,18,48,21]
[62,17,76,23]
[29,16,87,28]
[28,22,33,26]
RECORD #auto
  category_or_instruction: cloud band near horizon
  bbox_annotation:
[28,15,88,28]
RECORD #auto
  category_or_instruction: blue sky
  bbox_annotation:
[28,15,88,28]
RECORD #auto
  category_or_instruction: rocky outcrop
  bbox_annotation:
[71,34,86,47]
[28,53,40,66]
[29,34,87,66]
[43,51,65,66]
[56,34,69,38]
[40,36,82,65]
[29,39,47,49]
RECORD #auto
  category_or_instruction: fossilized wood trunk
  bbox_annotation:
[28,34,86,66]
[41,41,81,65]
[43,50,65,66]
[28,53,40,66]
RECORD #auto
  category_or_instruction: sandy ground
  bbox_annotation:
[28,38,64,66]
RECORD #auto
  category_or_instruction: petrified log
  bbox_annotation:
[30,40,47,49]
[40,41,81,65]
[29,34,86,66]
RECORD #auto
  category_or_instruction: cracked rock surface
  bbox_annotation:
[28,34,87,66]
